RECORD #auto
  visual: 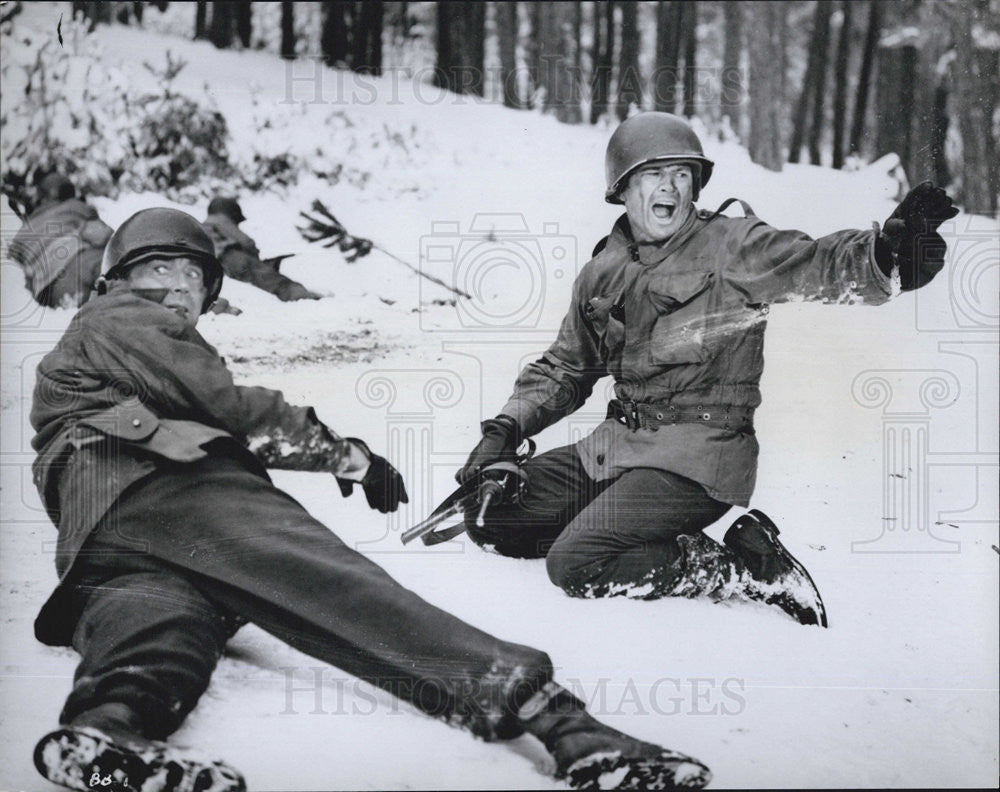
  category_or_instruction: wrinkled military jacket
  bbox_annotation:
[202,211,261,260]
[30,283,358,582]
[8,198,113,298]
[501,206,892,506]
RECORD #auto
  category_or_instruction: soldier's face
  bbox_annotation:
[127,257,207,327]
[621,162,695,243]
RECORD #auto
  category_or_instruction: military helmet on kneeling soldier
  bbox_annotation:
[605,112,714,204]
[101,208,224,312]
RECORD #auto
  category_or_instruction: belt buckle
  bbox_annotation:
[624,399,639,431]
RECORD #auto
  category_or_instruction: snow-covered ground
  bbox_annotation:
[2,5,998,790]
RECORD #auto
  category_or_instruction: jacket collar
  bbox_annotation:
[607,206,702,267]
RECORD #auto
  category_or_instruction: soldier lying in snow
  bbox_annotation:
[202,196,322,302]
[7,174,112,308]
[30,207,713,792]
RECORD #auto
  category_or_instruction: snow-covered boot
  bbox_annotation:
[34,707,246,792]
[518,681,711,790]
[723,510,828,627]
[671,528,826,627]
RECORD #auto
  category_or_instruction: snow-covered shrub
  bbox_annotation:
[117,53,234,196]
[1,22,233,209]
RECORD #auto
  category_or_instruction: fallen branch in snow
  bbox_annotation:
[297,199,471,300]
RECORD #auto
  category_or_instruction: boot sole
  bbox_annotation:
[566,749,712,790]
[34,726,246,792]
[747,509,829,628]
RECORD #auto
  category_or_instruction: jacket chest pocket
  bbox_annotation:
[585,293,625,361]
[647,271,714,365]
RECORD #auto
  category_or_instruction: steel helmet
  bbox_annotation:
[207,196,246,224]
[604,112,714,204]
[101,208,224,312]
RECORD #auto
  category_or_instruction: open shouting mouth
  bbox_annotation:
[651,200,677,221]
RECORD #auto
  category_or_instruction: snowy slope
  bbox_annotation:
[1,5,998,790]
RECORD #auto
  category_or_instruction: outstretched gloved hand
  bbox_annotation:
[875,181,959,291]
[336,438,409,513]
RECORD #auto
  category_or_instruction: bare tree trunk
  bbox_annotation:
[808,1,833,164]
[496,1,520,108]
[353,0,384,74]
[788,1,832,164]
[539,2,582,123]
[951,0,998,212]
[831,0,852,169]
[527,2,542,105]
[908,2,949,187]
[321,0,351,68]
[681,1,697,117]
[849,0,881,157]
[234,1,252,48]
[194,0,208,40]
[722,1,743,135]
[280,1,296,59]
[615,0,641,120]
[434,2,485,95]
[591,0,613,123]
[874,1,919,179]
[573,0,583,79]
[747,1,787,171]
[210,0,233,48]
[654,1,682,113]
[875,42,916,174]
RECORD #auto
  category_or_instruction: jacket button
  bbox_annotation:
[132,418,142,427]
[596,454,605,465]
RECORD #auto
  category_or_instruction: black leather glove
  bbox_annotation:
[337,439,409,513]
[456,415,519,485]
[875,181,959,291]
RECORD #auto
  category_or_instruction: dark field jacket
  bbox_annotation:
[501,206,892,506]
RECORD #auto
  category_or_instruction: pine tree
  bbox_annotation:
[722,2,743,136]
[747,1,787,171]
[590,0,614,123]
[321,1,351,68]
[654,1,683,113]
[848,0,881,157]
[831,0,852,169]
[539,2,582,123]
[615,0,641,120]
[353,0,384,75]
[280,1,296,60]
[434,2,485,95]
[209,0,233,49]
[496,1,520,108]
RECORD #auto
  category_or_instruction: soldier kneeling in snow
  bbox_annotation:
[459,112,957,627]
[202,195,322,302]
[7,173,113,308]
[31,207,712,792]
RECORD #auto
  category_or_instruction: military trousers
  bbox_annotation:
[466,445,731,598]
[53,453,551,741]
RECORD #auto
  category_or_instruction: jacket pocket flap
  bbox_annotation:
[648,271,712,307]
[77,403,159,442]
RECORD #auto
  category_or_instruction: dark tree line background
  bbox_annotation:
[77,1,1000,214]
